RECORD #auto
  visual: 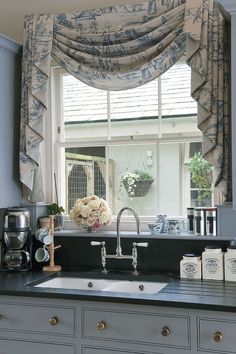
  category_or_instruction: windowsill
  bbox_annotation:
[54,229,233,240]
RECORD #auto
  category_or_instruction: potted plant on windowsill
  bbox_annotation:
[188,152,213,206]
[47,203,65,230]
[120,170,154,197]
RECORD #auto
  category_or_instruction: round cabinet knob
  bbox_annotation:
[96,320,106,331]
[49,316,59,326]
[161,326,171,337]
[213,331,223,343]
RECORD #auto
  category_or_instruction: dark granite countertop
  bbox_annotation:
[0,269,236,312]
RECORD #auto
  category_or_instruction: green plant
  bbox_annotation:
[47,203,65,215]
[188,152,213,205]
[119,170,154,197]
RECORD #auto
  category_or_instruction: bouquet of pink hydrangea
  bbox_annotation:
[69,195,112,231]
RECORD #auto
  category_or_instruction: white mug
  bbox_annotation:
[35,228,52,245]
[35,247,50,263]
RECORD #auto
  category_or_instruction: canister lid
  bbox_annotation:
[204,245,222,252]
[227,246,236,250]
[183,253,200,258]
[187,208,194,215]
[205,245,221,249]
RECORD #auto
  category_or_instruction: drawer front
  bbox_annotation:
[83,346,163,354]
[0,338,75,354]
[82,308,190,349]
[0,301,76,336]
[198,317,236,353]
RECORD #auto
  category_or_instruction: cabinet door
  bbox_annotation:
[0,338,76,354]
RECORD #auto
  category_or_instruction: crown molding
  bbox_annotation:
[217,0,236,14]
[0,34,21,55]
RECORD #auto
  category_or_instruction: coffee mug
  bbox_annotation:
[168,219,185,234]
[5,250,30,269]
[35,228,52,245]
[35,247,50,263]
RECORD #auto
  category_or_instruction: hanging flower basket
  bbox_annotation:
[123,180,153,197]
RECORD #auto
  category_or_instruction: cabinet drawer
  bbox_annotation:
[0,301,76,336]
[198,317,236,353]
[83,346,162,354]
[82,308,190,349]
[0,338,75,354]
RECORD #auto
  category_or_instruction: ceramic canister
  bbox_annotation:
[202,246,224,280]
[224,246,236,281]
[180,253,201,279]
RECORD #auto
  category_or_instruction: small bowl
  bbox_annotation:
[148,223,168,234]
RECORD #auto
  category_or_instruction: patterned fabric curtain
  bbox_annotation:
[20,0,229,202]
[185,0,230,200]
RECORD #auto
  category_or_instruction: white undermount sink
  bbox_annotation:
[35,277,167,295]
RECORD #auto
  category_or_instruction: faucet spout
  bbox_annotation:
[116,207,141,256]
[91,207,147,275]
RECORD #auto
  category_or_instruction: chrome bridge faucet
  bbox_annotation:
[91,207,148,275]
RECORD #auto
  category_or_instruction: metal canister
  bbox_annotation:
[205,207,217,236]
[187,208,194,233]
[194,208,205,236]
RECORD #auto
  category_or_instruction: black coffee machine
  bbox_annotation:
[1,208,32,271]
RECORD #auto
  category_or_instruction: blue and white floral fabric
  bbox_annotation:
[20,0,229,202]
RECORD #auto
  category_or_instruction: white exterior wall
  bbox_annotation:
[108,143,182,217]
[159,143,181,216]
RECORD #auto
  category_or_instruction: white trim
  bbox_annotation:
[156,141,160,213]
[105,144,110,206]
[50,67,201,218]
[158,76,162,138]
[107,91,111,141]
[58,135,202,148]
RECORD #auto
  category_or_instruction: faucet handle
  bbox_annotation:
[133,242,149,248]
[91,241,105,246]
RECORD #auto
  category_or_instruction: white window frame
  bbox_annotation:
[45,65,201,230]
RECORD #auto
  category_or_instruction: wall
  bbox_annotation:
[0,35,22,208]
[0,0,140,44]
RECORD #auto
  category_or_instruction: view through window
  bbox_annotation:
[55,59,213,217]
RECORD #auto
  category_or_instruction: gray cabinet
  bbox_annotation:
[82,347,164,354]
[0,296,78,354]
[0,300,76,336]
[0,294,236,354]
[0,338,76,354]
[197,316,236,353]
[82,307,190,350]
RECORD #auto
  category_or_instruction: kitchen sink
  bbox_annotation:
[102,280,167,294]
[34,277,167,294]
[35,277,115,291]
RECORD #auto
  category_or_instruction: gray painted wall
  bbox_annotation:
[0,35,22,209]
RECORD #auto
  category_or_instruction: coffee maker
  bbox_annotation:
[1,208,32,271]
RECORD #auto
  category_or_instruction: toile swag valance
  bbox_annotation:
[20,0,230,202]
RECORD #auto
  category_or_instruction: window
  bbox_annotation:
[49,58,212,221]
